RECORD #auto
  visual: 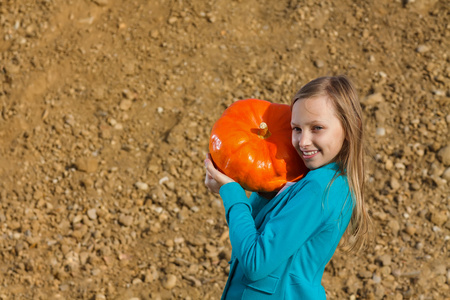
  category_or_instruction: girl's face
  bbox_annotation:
[291,96,346,170]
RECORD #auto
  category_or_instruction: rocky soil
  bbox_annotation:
[0,0,449,299]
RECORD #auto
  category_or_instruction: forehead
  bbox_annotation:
[292,95,336,119]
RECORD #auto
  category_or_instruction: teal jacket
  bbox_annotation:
[219,163,353,299]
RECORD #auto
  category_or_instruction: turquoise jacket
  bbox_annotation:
[219,163,353,299]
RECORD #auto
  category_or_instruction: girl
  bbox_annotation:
[205,75,370,299]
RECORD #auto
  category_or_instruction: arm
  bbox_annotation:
[220,181,325,282]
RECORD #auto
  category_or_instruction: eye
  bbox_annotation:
[312,126,323,131]
[292,127,301,132]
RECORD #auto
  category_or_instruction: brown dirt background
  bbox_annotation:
[0,0,449,299]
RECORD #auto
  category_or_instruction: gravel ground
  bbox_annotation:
[0,0,449,299]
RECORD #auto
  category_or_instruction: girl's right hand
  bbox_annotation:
[204,154,235,194]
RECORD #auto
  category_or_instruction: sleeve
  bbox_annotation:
[220,180,326,282]
[219,182,252,223]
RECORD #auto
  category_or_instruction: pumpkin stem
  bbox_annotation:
[258,122,271,139]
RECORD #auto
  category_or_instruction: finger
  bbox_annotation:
[205,159,217,174]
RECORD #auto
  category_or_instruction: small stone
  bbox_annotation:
[79,252,90,265]
[119,99,132,111]
[64,114,75,126]
[165,239,174,247]
[390,178,401,190]
[437,145,450,166]
[314,59,325,68]
[95,294,106,300]
[387,220,400,235]
[87,208,97,220]
[361,93,384,107]
[162,274,177,289]
[409,181,421,191]
[358,269,372,279]
[150,29,159,39]
[442,167,450,181]
[385,159,393,170]
[372,274,382,284]
[405,225,416,236]
[168,17,178,24]
[72,215,83,224]
[432,89,445,96]
[430,211,447,226]
[416,44,430,53]
[433,264,447,276]
[206,13,216,23]
[376,254,392,266]
[174,237,185,244]
[376,127,386,136]
[119,214,133,227]
[75,157,98,173]
[135,181,149,191]
[91,268,101,276]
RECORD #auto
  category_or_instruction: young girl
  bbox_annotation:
[205,75,370,299]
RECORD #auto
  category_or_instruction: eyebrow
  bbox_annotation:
[291,120,326,126]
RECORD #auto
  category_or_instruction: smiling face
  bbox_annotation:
[291,95,346,170]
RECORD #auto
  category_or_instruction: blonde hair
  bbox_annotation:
[291,75,370,252]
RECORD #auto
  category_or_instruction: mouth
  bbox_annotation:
[301,150,319,158]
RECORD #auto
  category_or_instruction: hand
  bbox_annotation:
[204,154,235,194]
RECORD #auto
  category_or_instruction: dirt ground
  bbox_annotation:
[0,0,449,299]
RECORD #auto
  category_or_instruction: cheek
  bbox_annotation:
[334,132,346,153]
[291,133,300,148]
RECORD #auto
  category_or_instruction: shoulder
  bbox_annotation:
[301,163,347,189]
[288,163,350,207]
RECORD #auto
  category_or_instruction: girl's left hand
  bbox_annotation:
[204,154,235,194]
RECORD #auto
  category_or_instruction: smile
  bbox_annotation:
[302,150,319,156]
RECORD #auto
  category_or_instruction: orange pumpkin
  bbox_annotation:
[209,99,308,192]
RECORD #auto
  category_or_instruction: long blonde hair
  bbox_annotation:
[291,75,370,252]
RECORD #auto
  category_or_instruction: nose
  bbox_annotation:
[298,132,311,148]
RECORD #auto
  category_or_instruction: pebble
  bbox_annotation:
[314,59,325,68]
[387,220,400,235]
[416,44,430,53]
[376,127,386,136]
[431,211,448,227]
[135,181,149,191]
[87,208,97,220]
[442,167,450,181]
[361,93,384,107]
[75,157,98,173]
[162,274,177,289]
[437,145,450,166]
[390,178,401,190]
[168,17,178,24]
[358,270,373,279]
[372,274,382,284]
[150,29,159,39]
[119,99,133,111]
[376,254,392,266]
[119,214,134,227]
[405,225,416,236]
